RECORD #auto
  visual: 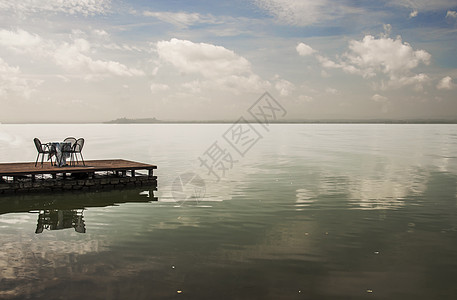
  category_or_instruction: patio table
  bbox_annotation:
[48,142,71,167]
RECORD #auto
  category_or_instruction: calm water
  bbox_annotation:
[0,124,456,299]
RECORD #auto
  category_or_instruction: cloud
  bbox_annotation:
[92,29,109,38]
[143,11,219,28]
[446,10,457,19]
[0,29,43,53]
[386,73,429,90]
[315,33,431,90]
[372,94,388,102]
[316,55,341,69]
[0,58,41,99]
[383,24,392,36]
[0,0,111,16]
[409,10,418,18]
[150,83,170,93]
[54,38,145,79]
[274,77,295,96]
[254,0,364,26]
[387,0,456,12]
[156,38,269,93]
[325,87,339,95]
[0,28,144,82]
[437,76,455,90]
[371,94,391,113]
[182,81,202,93]
[298,94,313,102]
[345,35,431,77]
[156,38,251,78]
[296,43,315,56]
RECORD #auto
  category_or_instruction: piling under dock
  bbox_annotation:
[0,159,157,194]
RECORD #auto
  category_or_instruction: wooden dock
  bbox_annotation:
[0,159,157,194]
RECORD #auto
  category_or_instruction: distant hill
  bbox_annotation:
[104,118,239,124]
[104,117,161,124]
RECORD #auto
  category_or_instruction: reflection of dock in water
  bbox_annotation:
[0,187,157,233]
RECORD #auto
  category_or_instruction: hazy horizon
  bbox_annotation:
[3,117,457,124]
[1,1,456,123]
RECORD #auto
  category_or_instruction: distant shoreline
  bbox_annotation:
[3,118,457,124]
[103,118,457,124]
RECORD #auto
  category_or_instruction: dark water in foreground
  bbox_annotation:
[1,124,456,299]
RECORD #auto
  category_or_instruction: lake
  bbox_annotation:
[1,124,456,299]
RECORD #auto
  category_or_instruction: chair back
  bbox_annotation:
[34,138,43,153]
[74,138,85,152]
[63,137,77,147]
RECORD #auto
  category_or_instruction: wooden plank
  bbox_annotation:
[0,159,157,177]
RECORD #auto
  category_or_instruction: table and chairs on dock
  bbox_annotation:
[0,137,157,194]
[34,137,85,168]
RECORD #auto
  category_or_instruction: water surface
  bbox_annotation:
[0,124,456,299]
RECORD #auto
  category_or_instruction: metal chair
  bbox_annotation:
[67,138,85,166]
[63,137,77,148]
[62,137,77,165]
[34,138,53,167]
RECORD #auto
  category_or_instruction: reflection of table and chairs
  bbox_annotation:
[33,137,85,168]
[35,209,86,234]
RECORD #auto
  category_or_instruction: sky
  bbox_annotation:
[0,0,456,122]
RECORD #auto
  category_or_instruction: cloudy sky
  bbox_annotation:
[0,0,456,122]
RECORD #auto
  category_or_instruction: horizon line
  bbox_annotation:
[2,119,457,125]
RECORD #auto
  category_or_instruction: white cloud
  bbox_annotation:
[254,0,364,26]
[345,35,431,77]
[298,94,313,102]
[296,43,315,56]
[446,10,457,19]
[274,78,295,96]
[316,55,342,69]
[92,29,109,38]
[180,74,269,95]
[182,80,202,93]
[0,29,43,53]
[0,0,111,16]
[371,94,391,113]
[0,28,144,81]
[437,76,455,90]
[372,94,388,102]
[255,0,324,26]
[150,83,170,93]
[409,10,418,18]
[54,38,145,79]
[383,24,392,37]
[315,33,431,90]
[213,74,269,94]
[0,57,41,99]
[387,73,429,90]
[156,38,251,78]
[325,87,339,95]
[143,11,218,28]
[387,0,456,12]
[156,38,269,93]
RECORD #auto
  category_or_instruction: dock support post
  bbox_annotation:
[148,169,154,178]
[131,170,135,177]
[31,174,35,182]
